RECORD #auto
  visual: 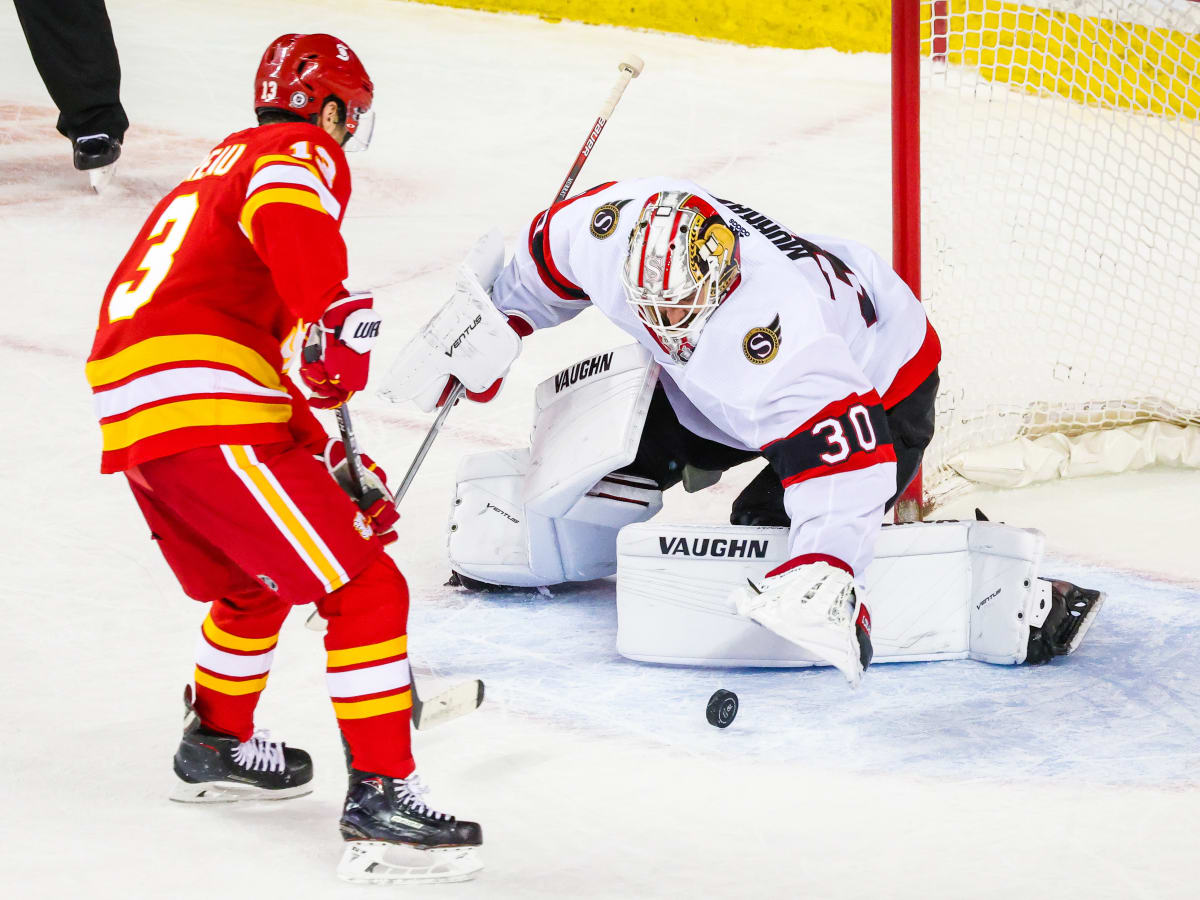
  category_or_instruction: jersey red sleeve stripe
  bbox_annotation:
[761,391,885,450]
[525,181,615,301]
[881,317,941,409]
[779,444,897,488]
[761,390,895,488]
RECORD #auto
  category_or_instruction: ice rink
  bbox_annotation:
[2,0,1198,897]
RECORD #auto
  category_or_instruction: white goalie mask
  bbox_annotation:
[620,191,741,363]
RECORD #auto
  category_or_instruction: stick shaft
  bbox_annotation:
[552,65,638,206]
[335,406,368,498]
[392,381,465,504]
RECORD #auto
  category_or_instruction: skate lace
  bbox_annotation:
[394,774,451,821]
[232,729,286,773]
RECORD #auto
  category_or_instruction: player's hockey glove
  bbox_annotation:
[319,438,399,545]
[300,292,381,409]
[734,557,873,687]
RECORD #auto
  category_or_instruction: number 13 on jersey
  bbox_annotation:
[107,193,200,323]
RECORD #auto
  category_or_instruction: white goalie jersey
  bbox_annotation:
[490,177,940,578]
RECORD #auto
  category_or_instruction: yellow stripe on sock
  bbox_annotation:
[331,689,412,720]
[201,615,279,653]
[326,635,407,669]
[194,667,269,696]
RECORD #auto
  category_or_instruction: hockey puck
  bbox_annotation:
[706,689,739,728]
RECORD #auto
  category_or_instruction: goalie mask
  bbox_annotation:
[620,192,741,363]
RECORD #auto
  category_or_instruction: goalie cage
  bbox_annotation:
[891,0,1200,519]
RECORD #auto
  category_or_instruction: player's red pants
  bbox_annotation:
[127,442,415,778]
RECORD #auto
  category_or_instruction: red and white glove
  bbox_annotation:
[318,438,399,545]
[299,292,381,409]
[432,314,533,408]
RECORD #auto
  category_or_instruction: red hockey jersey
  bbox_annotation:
[86,122,352,473]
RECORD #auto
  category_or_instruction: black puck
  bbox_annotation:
[706,689,739,728]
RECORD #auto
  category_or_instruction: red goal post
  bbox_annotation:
[891,0,1200,521]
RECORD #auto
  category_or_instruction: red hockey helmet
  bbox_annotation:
[254,34,375,150]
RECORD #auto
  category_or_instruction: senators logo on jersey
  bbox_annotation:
[743,314,782,364]
[589,198,632,239]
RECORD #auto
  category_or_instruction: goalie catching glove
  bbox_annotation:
[380,230,523,412]
[300,292,382,409]
[734,557,873,686]
[317,438,399,545]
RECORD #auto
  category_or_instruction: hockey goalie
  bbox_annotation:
[384,179,1104,685]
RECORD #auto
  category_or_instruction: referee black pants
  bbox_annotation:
[14,0,128,141]
[619,369,939,526]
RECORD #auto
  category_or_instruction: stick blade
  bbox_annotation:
[412,679,485,730]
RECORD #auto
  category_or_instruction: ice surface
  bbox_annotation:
[1,0,1197,897]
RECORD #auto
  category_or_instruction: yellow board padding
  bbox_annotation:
[924,0,1199,119]
[399,0,894,52]
[202,615,279,653]
[326,635,409,669]
[87,334,283,391]
[100,397,292,451]
[401,1,1198,120]
[194,667,269,696]
[332,689,413,720]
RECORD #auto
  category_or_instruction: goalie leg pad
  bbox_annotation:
[448,453,661,586]
[616,520,1066,667]
[447,344,664,588]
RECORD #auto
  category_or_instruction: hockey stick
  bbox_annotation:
[552,54,644,204]
[312,54,647,721]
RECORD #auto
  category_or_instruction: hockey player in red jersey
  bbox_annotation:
[86,34,480,884]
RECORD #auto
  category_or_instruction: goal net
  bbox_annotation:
[893,0,1200,510]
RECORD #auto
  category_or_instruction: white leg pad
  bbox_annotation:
[447,343,663,587]
[448,452,661,586]
[616,520,1048,666]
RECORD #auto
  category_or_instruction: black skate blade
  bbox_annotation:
[1064,590,1105,654]
[169,779,313,803]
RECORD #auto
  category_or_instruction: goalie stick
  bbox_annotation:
[314,53,647,725]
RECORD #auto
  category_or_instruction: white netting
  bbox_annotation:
[916,0,1200,506]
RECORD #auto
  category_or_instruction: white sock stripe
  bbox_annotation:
[326,659,411,700]
[219,445,333,591]
[242,446,351,587]
[195,637,275,678]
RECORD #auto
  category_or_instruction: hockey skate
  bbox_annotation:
[1025,579,1105,664]
[735,560,873,686]
[338,770,483,884]
[170,686,313,802]
[73,134,121,193]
